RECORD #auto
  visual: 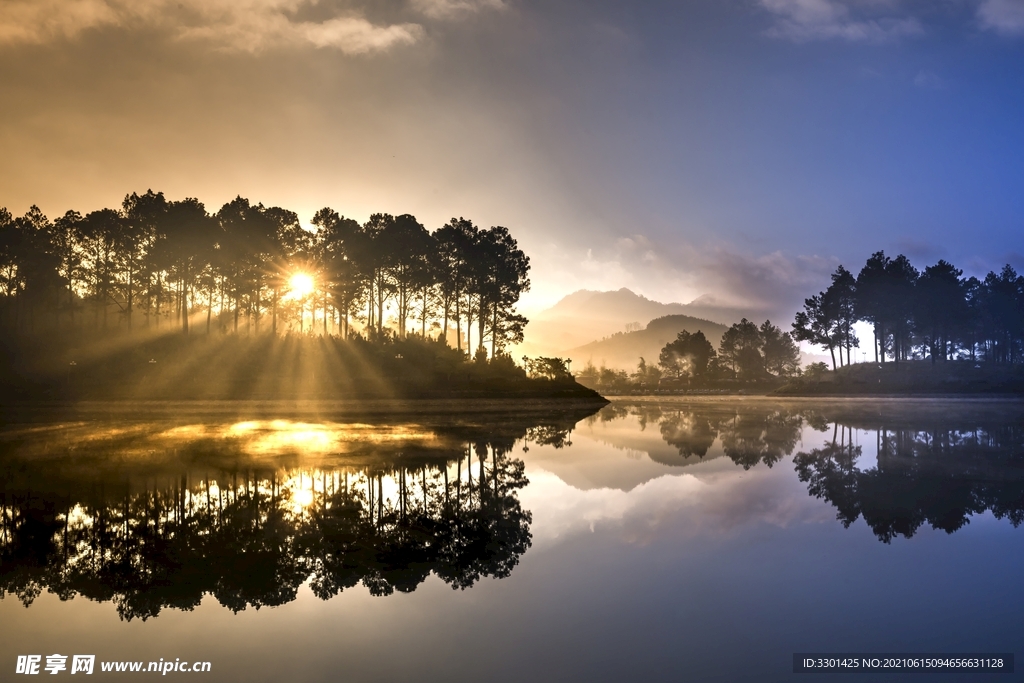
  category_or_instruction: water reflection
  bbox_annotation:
[587,400,1024,542]
[4,399,1023,625]
[796,423,1024,542]
[0,403,595,620]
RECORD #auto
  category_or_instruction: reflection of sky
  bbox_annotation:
[521,417,883,548]
[2,407,1023,683]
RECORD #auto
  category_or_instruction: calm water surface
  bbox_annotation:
[1,398,1022,682]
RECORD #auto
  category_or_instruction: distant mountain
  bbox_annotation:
[537,288,696,323]
[567,314,729,371]
[522,288,745,356]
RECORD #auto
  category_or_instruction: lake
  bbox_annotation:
[1,397,1022,682]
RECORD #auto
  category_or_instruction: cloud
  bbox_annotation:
[521,464,836,548]
[0,0,422,53]
[559,234,838,318]
[0,0,119,43]
[977,0,1024,35]
[759,0,924,42]
[409,0,505,20]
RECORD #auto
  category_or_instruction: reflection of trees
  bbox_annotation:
[796,424,1024,543]
[659,412,718,458]
[599,400,1024,544]
[0,405,597,619]
[602,403,804,467]
[718,410,802,469]
[1,455,530,619]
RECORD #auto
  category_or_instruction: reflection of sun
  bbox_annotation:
[287,272,314,299]
[293,488,315,508]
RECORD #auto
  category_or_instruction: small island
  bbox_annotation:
[0,192,604,403]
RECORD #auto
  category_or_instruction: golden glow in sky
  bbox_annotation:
[287,273,314,299]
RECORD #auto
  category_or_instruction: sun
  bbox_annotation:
[288,272,314,299]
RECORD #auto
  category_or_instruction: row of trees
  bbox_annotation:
[0,191,531,358]
[657,319,801,382]
[575,319,801,392]
[793,252,1024,368]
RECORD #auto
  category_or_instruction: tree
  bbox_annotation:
[632,357,663,387]
[719,318,764,378]
[804,361,829,379]
[312,208,363,339]
[977,265,1024,364]
[78,208,123,330]
[382,214,432,338]
[0,208,17,318]
[353,213,396,337]
[855,251,891,363]
[8,206,61,332]
[479,226,530,357]
[155,198,216,335]
[883,255,919,364]
[914,260,967,364]
[120,190,165,330]
[823,265,858,367]
[760,320,801,376]
[433,218,478,351]
[658,330,716,380]
[50,211,84,328]
[522,356,572,380]
[792,294,840,370]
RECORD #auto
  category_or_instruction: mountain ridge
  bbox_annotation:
[520,287,754,357]
[566,314,730,371]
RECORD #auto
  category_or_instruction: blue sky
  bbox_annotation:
[1,0,1023,314]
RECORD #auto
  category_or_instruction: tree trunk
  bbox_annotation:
[182,279,189,336]
[491,304,497,359]
[272,287,278,335]
[126,265,133,330]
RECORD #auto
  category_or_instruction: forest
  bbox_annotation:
[0,191,529,353]
[0,191,604,400]
[793,252,1024,369]
[576,319,803,393]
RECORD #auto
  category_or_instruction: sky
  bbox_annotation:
[2,0,1024,316]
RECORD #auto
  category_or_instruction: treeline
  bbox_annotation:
[793,252,1024,368]
[0,191,530,358]
[577,319,801,392]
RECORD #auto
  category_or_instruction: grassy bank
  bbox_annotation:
[0,332,606,402]
[776,359,1024,396]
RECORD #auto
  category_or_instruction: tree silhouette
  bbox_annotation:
[658,330,716,380]
[0,191,537,377]
[759,320,800,376]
